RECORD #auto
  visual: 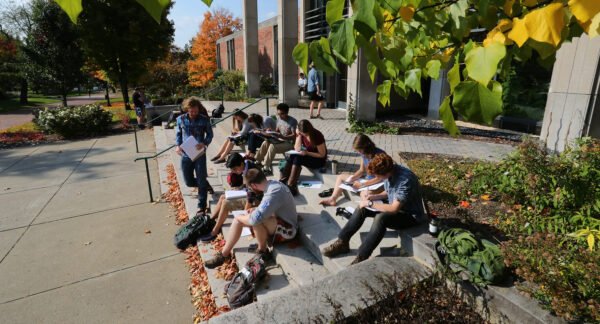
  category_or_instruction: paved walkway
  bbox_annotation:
[0,131,194,323]
[204,101,515,172]
[0,93,121,131]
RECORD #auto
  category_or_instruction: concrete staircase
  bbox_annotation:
[152,111,428,317]
[151,102,564,323]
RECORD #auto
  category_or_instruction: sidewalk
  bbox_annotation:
[203,101,515,172]
[0,131,194,323]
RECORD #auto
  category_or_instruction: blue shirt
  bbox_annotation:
[175,113,213,156]
[362,148,386,180]
[307,68,319,92]
[384,164,425,223]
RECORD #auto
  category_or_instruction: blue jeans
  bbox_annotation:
[181,154,208,210]
[247,133,265,154]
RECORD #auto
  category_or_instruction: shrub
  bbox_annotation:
[204,70,247,101]
[35,104,113,138]
[259,75,276,94]
[469,137,600,322]
[347,94,399,135]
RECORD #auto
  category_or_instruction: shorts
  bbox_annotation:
[134,106,145,118]
[308,91,324,102]
[225,197,246,211]
[270,217,297,244]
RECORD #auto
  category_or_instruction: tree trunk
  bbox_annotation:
[62,90,68,107]
[19,79,28,104]
[119,61,130,110]
[105,83,111,107]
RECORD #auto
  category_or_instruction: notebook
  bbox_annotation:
[225,190,247,200]
[180,136,206,161]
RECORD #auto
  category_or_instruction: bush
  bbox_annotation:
[203,70,247,101]
[347,94,399,135]
[35,104,113,138]
[259,75,276,95]
[469,138,600,322]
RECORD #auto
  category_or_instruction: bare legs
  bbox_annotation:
[318,173,351,206]
[309,100,315,118]
[214,139,234,162]
[221,215,277,256]
[210,195,231,236]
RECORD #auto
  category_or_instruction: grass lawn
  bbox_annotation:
[100,101,136,122]
[95,97,125,105]
[0,122,39,133]
[0,96,61,113]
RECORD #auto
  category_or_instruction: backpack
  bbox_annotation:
[227,172,243,188]
[436,228,507,286]
[173,214,215,250]
[224,258,267,309]
[212,104,225,118]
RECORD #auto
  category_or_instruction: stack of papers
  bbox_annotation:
[180,136,206,161]
[339,180,384,193]
[228,134,243,140]
[225,190,247,200]
[232,210,252,236]
[285,150,303,155]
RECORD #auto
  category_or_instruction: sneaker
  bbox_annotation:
[322,239,349,257]
[349,255,367,266]
[262,167,273,176]
[205,252,230,269]
[253,249,273,264]
[199,232,217,243]
[210,156,220,162]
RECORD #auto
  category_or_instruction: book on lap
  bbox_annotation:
[225,190,247,200]
[285,150,302,155]
[180,136,205,162]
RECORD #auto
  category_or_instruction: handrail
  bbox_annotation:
[134,95,277,202]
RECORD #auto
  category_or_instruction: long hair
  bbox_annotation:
[353,134,377,156]
[182,96,208,116]
[248,114,264,128]
[297,119,316,140]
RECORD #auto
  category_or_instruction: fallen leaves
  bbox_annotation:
[84,241,92,246]
[481,195,490,201]
[144,229,151,234]
[459,201,471,208]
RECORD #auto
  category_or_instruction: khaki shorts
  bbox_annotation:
[224,198,245,211]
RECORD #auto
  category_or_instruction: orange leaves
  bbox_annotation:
[481,195,490,201]
[188,8,242,87]
[459,201,471,208]
[164,164,189,225]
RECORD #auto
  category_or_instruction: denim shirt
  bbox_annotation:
[175,113,213,156]
[384,164,425,223]
[361,148,386,180]
[307,68,319,92]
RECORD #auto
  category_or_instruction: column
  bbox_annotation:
[427,66,451,119]
[346,48,377,122]
[277,0,299,106]
[540,34,600,152]
[243,0,260,97]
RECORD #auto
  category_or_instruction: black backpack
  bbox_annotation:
[211,104,225,118]
[224,258,267,309]
[173,214,215,250]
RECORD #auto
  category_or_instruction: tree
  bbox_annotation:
[146,45,190,96]
[77,0,174,108]
[291,0,600,136]
[24,0,85,106]
[188,8,241,87]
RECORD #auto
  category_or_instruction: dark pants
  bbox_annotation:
[288,154,326,168]
[339,207,418,259]
[247,133,265,154]
[181,154,208,210]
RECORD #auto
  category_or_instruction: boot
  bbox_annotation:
[279,158,293,183]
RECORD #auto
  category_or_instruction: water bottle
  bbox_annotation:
[428,214,440,237]
[331,160,338,174]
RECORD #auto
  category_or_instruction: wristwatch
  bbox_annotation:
[368,200,374,207]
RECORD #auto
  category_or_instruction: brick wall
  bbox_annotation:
[258,27,274,77]
[234,36,245,72]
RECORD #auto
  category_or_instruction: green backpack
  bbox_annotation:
[437,228,507,286]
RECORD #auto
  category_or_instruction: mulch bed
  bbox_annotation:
[0,132,61,149]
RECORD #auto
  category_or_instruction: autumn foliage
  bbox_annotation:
[188,8,241,87]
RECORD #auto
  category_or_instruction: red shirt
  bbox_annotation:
[300,129,327,159]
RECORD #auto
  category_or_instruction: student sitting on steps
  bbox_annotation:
[244,113,277,160]
[322,153,425,266]
[212,110,253,164]
[279,119,327,196]
[318,134,386,206]
[205,169,298,268]
[200,153,261,242]
[254,103,298,176]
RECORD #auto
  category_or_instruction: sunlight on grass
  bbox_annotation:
[0,122,40,133]
[0,97,61,113]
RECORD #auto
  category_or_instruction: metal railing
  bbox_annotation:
[133,85,225,153]
[134,95,277,202]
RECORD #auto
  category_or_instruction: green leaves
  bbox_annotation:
[55,0,82,23]
[449,0,468,30]
[292,42,309,75]
[426,60,441,81]
[377,80,392,106]
[353,0,377,38]
[201,0,213,6]
[439,96,460,136]
[448,62,460,93]
[330,18,356,64]
[405,69,422,96]
[452,81,503,125]
[326,0,345,26]
[136,0,171,23]
[465,42,506,85]
[309,38,339,75]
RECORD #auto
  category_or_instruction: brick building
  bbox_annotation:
[216,17,279,81]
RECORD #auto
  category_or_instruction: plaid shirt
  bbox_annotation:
[175,113,213,149]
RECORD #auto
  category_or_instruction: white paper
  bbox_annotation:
[285,150,303,155]
[231,210,246,217]
[265,131,280,135]
[228,134,242,140]
[339,181,384,193]
[299,181,323,189]
[225,190,247,200]
[180,136,206,161]
[240,227,252,237]
[345,206,355,214]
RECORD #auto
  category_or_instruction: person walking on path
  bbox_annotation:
[175,97,214,215]
[307,62,325,119]
[132,87,146,129]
